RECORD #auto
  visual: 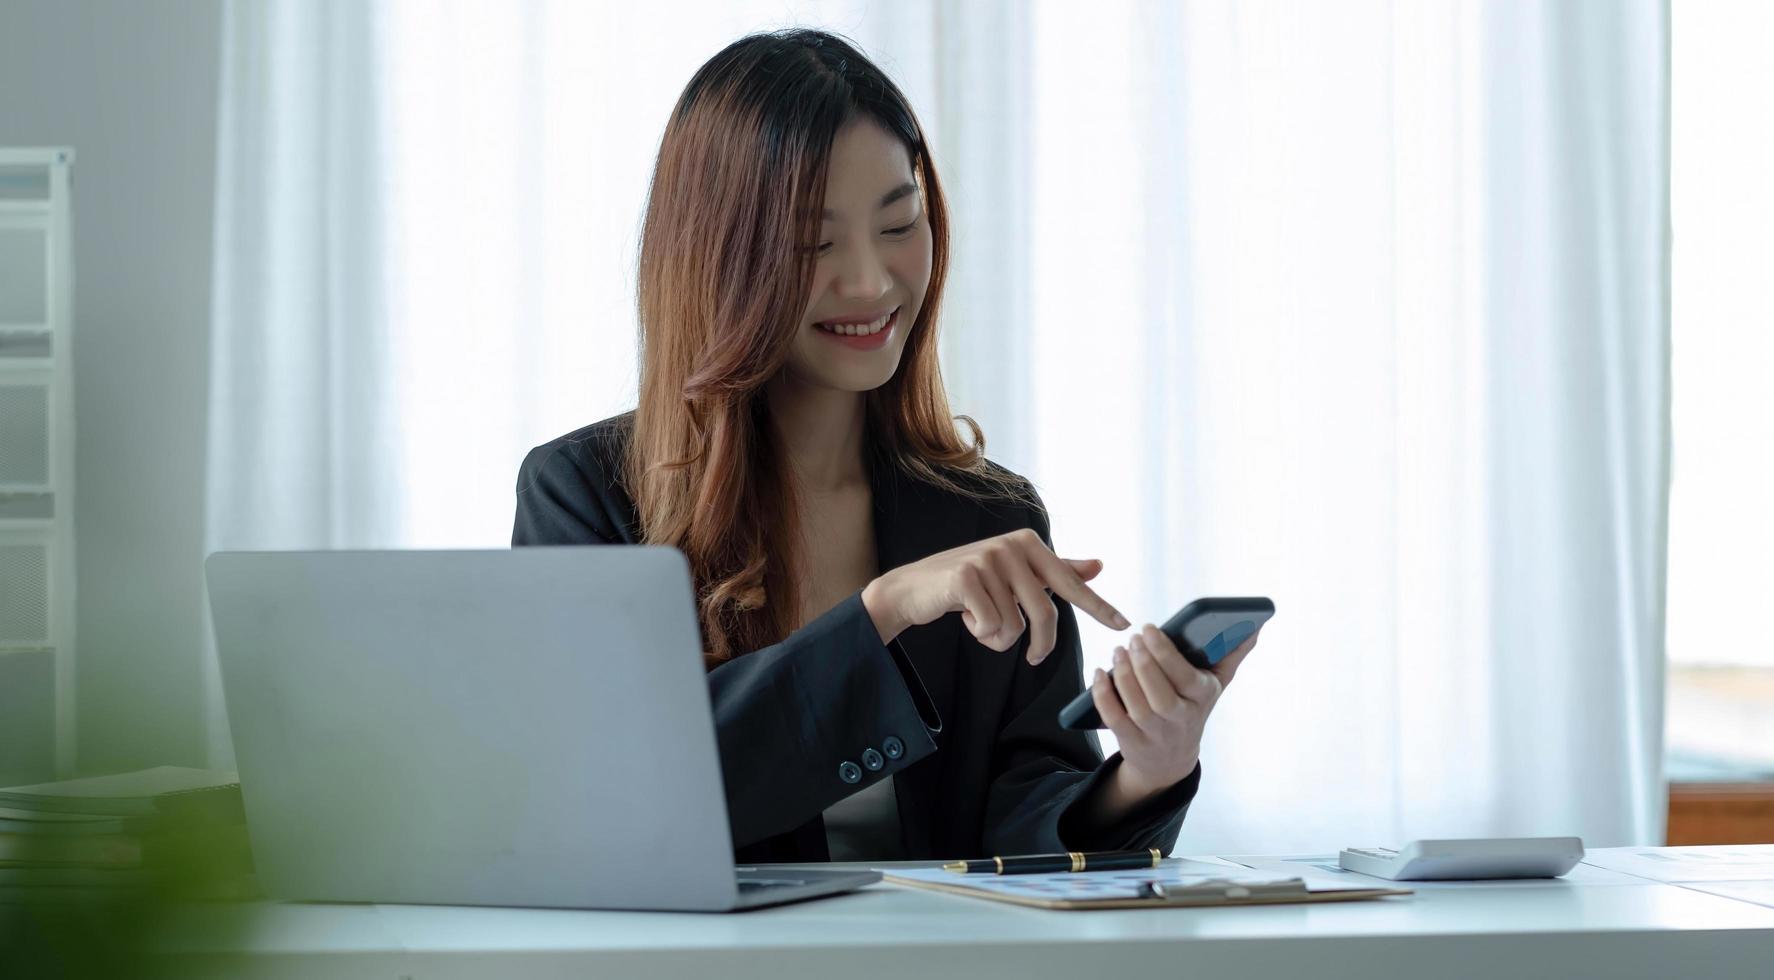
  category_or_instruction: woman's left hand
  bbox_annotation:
[1088,623,1261,797]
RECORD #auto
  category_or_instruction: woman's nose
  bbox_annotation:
[831,246,891,301]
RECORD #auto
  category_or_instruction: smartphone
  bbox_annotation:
[1057,596,1275,730]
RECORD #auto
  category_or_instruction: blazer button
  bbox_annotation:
[838,761,863,784]
[861,748,884,771]
[882,735,905,760]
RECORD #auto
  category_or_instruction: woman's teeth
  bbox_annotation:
[817,309,895,336]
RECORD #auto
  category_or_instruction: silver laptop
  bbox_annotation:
[204,547,877,911]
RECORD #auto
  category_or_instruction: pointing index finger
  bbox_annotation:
[1021,538,1130,630]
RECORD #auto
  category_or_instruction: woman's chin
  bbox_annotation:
[802,359,901,394]
[785,337,906,394]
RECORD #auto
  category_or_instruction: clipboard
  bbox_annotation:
[883,867,1411,910]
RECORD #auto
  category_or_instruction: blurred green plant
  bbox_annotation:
[1,790,258,978]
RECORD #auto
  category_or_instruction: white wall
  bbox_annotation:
[0,0,221,774]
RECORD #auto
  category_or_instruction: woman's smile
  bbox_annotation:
[813,306,899,350]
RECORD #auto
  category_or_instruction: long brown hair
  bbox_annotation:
[630,28,1029,666]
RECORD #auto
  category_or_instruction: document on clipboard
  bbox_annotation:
[882,864,1410,910]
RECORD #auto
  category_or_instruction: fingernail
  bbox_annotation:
[1113,646,1128,666]
[1113,611,1130,629]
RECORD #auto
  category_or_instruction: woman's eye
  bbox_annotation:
[807,220,913,256]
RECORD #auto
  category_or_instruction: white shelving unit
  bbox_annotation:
[0,147,75,781]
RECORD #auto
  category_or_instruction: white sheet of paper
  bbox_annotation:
[1223,854,1649,889]
[886,864,1313,902]
[1580,845,1774,883]
[1675,880,1774,909]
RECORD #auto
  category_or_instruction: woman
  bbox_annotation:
[512,29,1257,863]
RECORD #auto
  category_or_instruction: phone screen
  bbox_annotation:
[1191,617,1261,666]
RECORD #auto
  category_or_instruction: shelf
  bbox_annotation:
[0,491,54,522]
[0,331,53,360]
[0,331,53,362]
[0,145,71,779]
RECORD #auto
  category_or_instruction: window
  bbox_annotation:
[1665,0,1774,789]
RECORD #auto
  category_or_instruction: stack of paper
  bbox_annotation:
[1582,845,1774,910]
[884,861,1409,909]
[1224,846,1774,911]
[0,766,254,901]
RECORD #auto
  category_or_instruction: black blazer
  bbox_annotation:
[512,411,1199,862]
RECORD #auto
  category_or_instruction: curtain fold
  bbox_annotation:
[204,0,398,765]
[206,0,1670,849]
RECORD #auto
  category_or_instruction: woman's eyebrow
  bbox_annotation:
[821,181,918,220]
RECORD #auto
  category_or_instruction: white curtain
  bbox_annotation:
[208,0,1671,852]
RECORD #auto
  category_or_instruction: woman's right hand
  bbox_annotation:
[860,528,1131,665]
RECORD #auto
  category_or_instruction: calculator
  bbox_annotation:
[1338,837,1585,881]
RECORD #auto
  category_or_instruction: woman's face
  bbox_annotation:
[781,117,933,394]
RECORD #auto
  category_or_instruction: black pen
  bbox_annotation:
[942,848,1164,875]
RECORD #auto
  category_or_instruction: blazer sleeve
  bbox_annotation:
[980,493,1201,856]
[511,443,943,849]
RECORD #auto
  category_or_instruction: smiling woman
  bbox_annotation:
[512,28,1241,865]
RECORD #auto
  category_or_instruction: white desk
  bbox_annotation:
[153,852,1774,980]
